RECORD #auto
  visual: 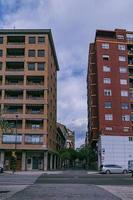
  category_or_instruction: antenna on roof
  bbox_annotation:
[13,25,16,30]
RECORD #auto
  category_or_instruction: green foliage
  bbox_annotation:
[58,145,98,169]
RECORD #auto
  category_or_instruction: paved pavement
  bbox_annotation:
[0,170,133,200]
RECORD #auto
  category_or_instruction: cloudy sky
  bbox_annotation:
[0,0,133,147]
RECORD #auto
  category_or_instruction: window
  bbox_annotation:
[38,37,45,43]
[0,50,3,57]
[123,127,129,132]
[126,34,133,41]
[25,135,43,144]
[102,55,109,61]
[105,114,113,121]
[118,44,126,51]
[29,37,36,44]
[119,56,126,62]
[103,78,111,84]
[120,79,127,85]
[28,63,35,70]
[37,62,45,70]
[32,124,40,129]
[121,103,129,109]
[104,89,112,96]
[129,137,133,141]
[38,50,45,57]
[102,43,109,49]
[28,50,35,57]
[103,66,111,72]
[117,35,124,40]
[122,115,130,121]
[119,67,127,73]
[3,134,22,143]
[0,37,3,44]
[121,90,128,97]
[0,62,2,70]
[105,127,112,131]
[104,102,112,108]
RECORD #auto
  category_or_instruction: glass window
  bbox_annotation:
[105,127,112,131]
[38,50,45,57]
[102,43,109,49]
[121,90,128,97]
[29,37,36,44]
[28,50,35,57]
[117,35,124,40]
[104,102,112,108]
[122,115,130,121]
[118,44,126,51]
[3,134,22,143]
[123,127,129,132]
[28,63,35,70]
[121,103,129,109]
[119,67,127,73]
[119,56,126,62]
[25,135,43,144]
[37,62,45,70]
[102,55,109,61]
[38,37,45,43]
[0,62,2,70]
[120,79,127,85]
[104,89,112,96]
[0,50,3,57]
[0,37,3,44]
[103,66,111,72]
[105,114,113,121]
[129,137,133,141]
[103,78,111,84]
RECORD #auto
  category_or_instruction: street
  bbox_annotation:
[0,170,133,200]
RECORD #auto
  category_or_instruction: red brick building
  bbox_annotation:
[87,29,133,168]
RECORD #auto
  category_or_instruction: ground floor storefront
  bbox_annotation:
[0,150,61,171]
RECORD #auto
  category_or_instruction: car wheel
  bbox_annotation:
[123,170,128,174]
[106,170,111,174]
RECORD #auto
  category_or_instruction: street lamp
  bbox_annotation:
[15,114,18,150]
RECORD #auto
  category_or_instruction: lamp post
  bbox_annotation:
[15,114,18,150]
[11,114,18,173]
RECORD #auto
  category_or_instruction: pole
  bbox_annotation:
[15,115,18,150]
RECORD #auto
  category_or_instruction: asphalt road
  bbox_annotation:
[36,170,133,185]
[1,170,133,200]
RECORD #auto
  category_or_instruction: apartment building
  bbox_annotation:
[87,29,133,168]
[57,123,75,149]
[0,29,59,171]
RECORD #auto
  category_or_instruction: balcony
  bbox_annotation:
[26,90,44,100]
[5,75,24,86]
[4,105,23,114]
[6,62,24,73]
[26,105,44,114]
[7,36,25,45]
[6,48,25,58]
[25,119,43,130]
[5,90,23,101]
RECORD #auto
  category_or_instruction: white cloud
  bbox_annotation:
[1,0,133,147]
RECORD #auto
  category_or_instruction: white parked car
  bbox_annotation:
[100,164,128,174]
[0,163,3,173]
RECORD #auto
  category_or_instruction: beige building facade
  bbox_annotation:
[0,29,59,171]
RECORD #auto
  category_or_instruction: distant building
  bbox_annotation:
[66,128,75,149]
[57,123,75,149]
[87,28,133,169]
[56,123,66,151]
